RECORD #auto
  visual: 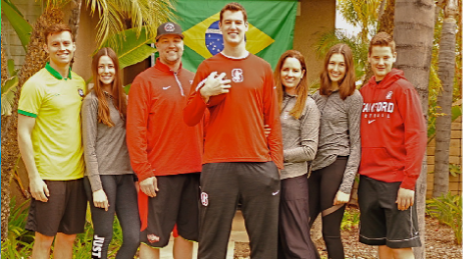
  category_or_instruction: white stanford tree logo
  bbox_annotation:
[231,69,244,83]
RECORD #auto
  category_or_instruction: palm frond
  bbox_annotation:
[1,76,19,116]
[337,0,381,40]
[86,0,173,50]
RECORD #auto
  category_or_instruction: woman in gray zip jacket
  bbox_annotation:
[82,47,140,259]
[274,50,320,259]
[309,43,362,259]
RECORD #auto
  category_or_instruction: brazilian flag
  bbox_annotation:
[172,0,298,72]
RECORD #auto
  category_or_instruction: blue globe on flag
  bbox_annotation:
[205,21,224,56]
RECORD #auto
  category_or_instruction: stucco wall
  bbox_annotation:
[294,0,336,85]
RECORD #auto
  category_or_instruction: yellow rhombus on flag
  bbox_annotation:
[173,0,297,72]
[183,12,275,59]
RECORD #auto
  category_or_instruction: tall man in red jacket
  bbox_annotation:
[126,22,204,259]
[184,2,283,259]
[358,32,427,259]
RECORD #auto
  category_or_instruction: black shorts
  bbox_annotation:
[140,173,200,248]
[358,175,421,248]
[25,179,87,237]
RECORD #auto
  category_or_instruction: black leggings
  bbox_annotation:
[308,157,348,259]
[84,175,140,259]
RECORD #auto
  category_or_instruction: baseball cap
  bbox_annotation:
[156,22,184,41]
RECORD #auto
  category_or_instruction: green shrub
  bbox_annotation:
[341,207,360,231]
[426,193,462,245]
[0,197,33,259]
[1,238,33,259]
[7,197,31,241]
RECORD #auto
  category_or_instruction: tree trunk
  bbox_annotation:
[1,28,11,243]
[393,0,435,258]
[433,0,458,197]
[1,32,7,83]
[0,8,64,242]
[378,0,396,35]
[379,0,387,18]
[69,0,82,46]
[455,0,464,99]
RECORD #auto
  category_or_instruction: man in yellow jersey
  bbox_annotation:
[17,23,87,259]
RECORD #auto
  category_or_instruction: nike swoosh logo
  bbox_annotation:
[272,190,280,196]
[368,120,376,124]
[163,86,171,90]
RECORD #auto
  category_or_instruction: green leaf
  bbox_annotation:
[1,76,19,116]
[1,0,33,51]
[103,27,156,69]
[1,75,18,94]
[7,59,16,76]
[119,44,156,69]
[123,84,131,95]
[451,105,462,121]
[2,0,24,17]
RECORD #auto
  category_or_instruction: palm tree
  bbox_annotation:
[377,0,395,34]
[433,0,459,197]
[393,0,436,258]
[337,0,381,42]
[1,34,7,84]
[1,29,11,243]
[69,0,83,39]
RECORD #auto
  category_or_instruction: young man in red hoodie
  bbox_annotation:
[184,2,283,258]
[126,22,204,259]
[358,32,427,259]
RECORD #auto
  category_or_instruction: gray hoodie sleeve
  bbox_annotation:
[81,93,102,192]
[283,98,320,163]
[338,90,363,194]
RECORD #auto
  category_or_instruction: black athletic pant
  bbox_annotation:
[84,175,140,259]
[278,175,319,259]
[198,162,280,259]
[308,157,348,259]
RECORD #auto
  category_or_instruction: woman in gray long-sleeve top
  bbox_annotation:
[309,43,363,259]
[274,50,320,259]
[82,47,139,259]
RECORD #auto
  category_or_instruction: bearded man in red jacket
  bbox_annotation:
[126,22,204,259]
[358,32,427,259]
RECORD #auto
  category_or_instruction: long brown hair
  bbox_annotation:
[90,47,127,127]
[274,50,308,119]
[319,43,356,100]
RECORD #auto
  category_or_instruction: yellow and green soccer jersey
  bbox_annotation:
[18,63,86,180]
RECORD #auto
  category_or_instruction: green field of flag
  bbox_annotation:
[172,0,298,72]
